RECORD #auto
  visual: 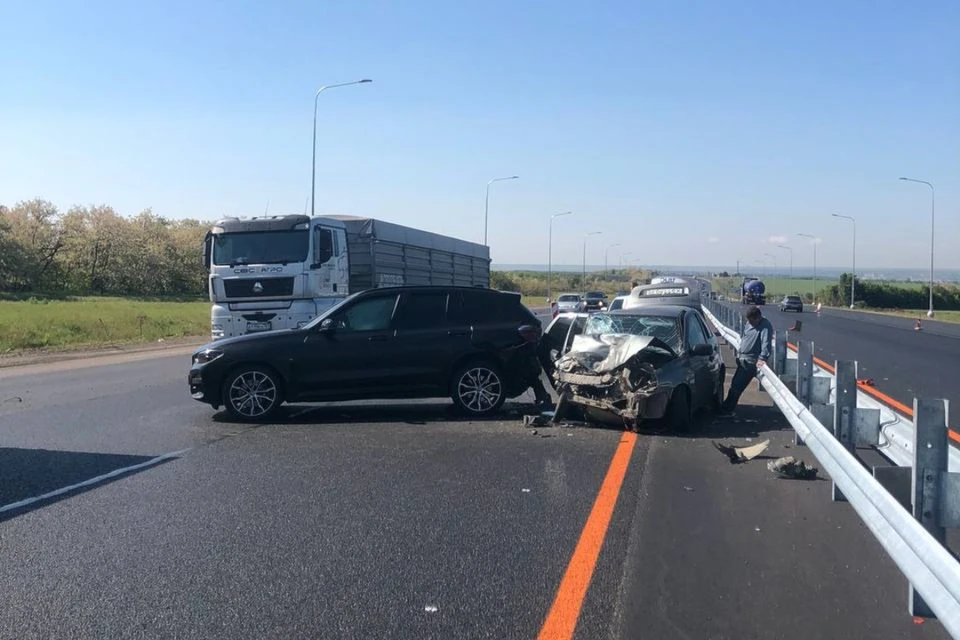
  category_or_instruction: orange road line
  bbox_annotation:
[786,341,960,444]
[537,432,637,640]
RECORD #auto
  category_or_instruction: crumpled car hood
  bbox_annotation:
[564,333,677,373]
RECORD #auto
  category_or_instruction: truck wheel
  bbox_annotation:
[666,386,691,432]
[451,361,506,417]
[222,365,284,422]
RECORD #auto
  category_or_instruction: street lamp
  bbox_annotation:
[764,252,777,298]
[899,177,936,317]
[620,251,632,269]
[547,211,573,302]
[311,79,372,217]
[484,176,519,246]
[777,245,793,295]
[832,213,856,308]
[605,243,621,272]
[797,233,818,303]
[582,231,602,295]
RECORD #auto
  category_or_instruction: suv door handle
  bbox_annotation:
[447,330,468,337]
[368,335,390,342]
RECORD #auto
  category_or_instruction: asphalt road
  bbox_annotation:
[0,340,950,639]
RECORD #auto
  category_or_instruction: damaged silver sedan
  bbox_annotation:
[539,305,725,430]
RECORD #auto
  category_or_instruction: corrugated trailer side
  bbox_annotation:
[330,216,491,291]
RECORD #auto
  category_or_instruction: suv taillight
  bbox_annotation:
[518,324,541,344]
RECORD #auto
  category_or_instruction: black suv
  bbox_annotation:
[189,286,544,421]
[584,291,608,311]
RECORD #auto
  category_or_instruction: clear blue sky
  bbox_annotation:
[1,0,957,270]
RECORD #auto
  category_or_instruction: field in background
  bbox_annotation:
[0,297,209,352]
[712,276,840,301]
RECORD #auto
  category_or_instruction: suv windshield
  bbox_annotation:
[585,291,606,299]
[583,313,681,352]
[786,296,801,302]
[213,230,309,266]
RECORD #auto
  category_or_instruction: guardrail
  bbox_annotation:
[700,298,960,636]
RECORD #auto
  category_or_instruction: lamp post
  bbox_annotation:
[620,251,632,269]
[582,231,602,295]
[832,213,856,308]
[484,176,519,246]
[547,211,572,302]
[764,252,777,298]
[777,245,793,295]
[899,177,936,317]
[311,79,372,217]
[798,233,818,303]
[605,243,621,272]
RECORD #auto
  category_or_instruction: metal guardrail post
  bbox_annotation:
[910,397,960,617]
[796,341,813,406]
[832,361,858,502]
[774,330,787,376]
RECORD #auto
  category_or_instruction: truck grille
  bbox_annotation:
[223,277,295,298]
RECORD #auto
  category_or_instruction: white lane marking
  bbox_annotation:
[0,448,190,515]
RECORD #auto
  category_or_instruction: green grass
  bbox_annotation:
[0,297,209,353]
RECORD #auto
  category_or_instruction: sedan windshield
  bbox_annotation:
[213,230,309,266]
[558,295,580,302]
[583,313,681,352]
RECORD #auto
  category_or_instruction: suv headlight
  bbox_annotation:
[192,349,223,365]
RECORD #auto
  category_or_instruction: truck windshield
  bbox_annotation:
[212,230,309,266]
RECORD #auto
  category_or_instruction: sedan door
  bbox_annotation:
[682,310,715,408]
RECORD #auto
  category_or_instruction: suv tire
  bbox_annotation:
[451,360,506,417]
[222,365,284,422]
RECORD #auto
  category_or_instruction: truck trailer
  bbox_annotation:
[203,214,490,339]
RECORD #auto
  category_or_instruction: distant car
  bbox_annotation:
[779,295,804,313]
[189,286,544,421]
[584,291,609,312]
[556,293,584,313]
[608,295,627,311]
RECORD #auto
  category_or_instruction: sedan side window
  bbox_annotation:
[336,295,398,332]
[684,313,710,349]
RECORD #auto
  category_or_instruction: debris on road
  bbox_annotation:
[2,396,23,403]
[682,486,695,492]
[767,456,819,480]
[424,605,439,613]
[713,439,770,464]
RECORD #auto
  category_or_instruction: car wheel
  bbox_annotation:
[666,386,691,431]
[451,361,506,417]
[222,365,284,422]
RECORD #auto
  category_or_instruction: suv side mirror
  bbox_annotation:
[691,343,713,357]
[318,318,343,334]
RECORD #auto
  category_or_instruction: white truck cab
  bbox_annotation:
[205,214,349,339]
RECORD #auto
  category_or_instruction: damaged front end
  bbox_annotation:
[552,333,676,427]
